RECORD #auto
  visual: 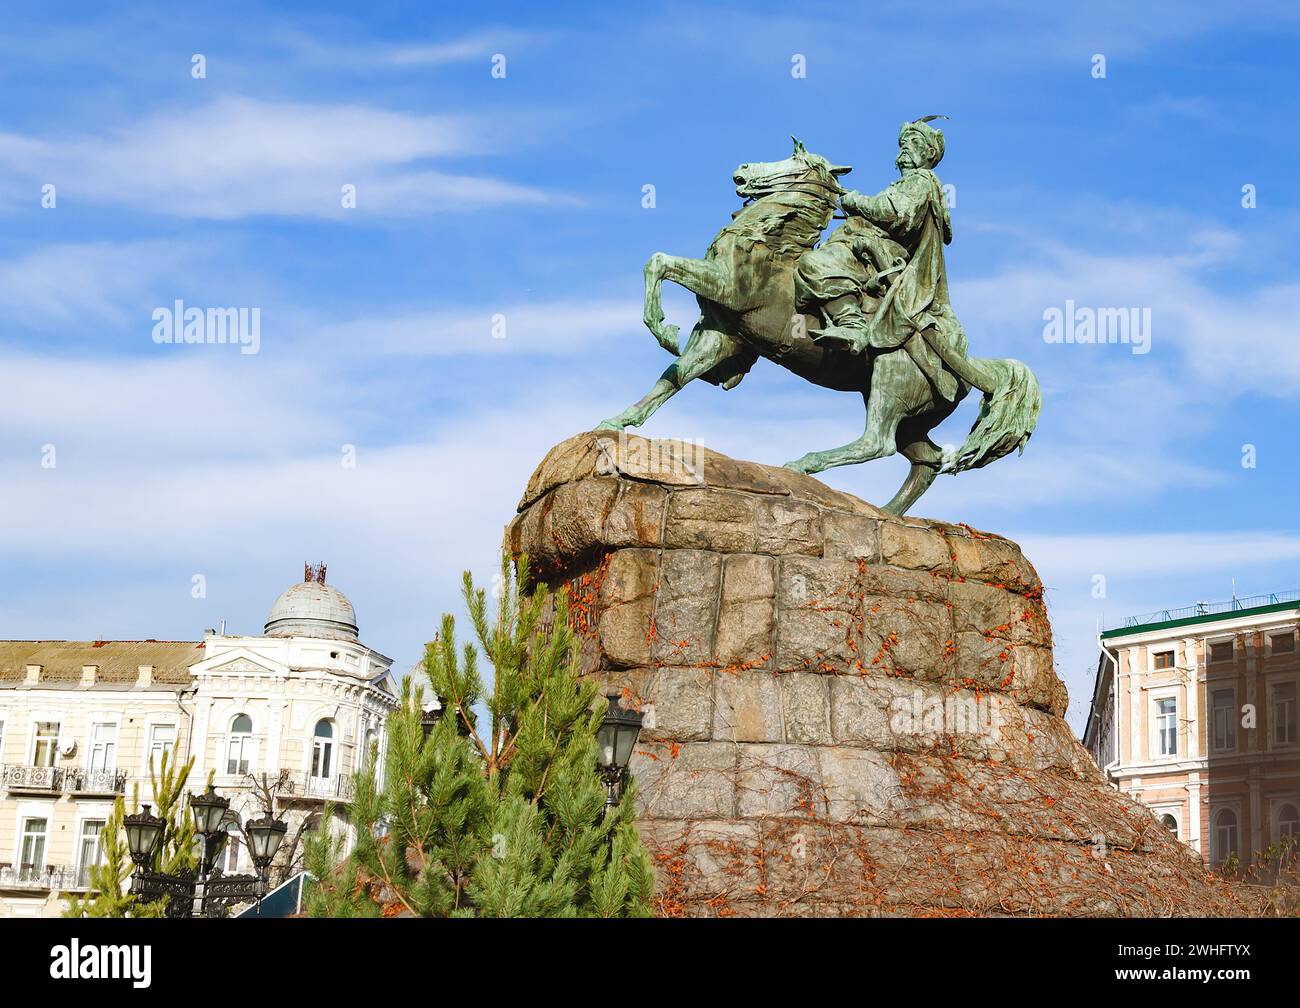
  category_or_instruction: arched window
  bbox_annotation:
[221,821,242,873]
[1213,808,1239,865]
[311,719,334,781]
[1159,814,1179,838]
[1277,803,1300,844]
[226,714,254,775]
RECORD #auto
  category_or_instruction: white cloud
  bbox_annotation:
[0,349,345,463]
[1022,531,1300,583]
[954,235,1300,397]
[314,300,640,356]
[0,96,557,219]
[0,241,201,328]
[276,27,546,71]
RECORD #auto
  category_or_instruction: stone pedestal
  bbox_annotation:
[510,432,1239,916]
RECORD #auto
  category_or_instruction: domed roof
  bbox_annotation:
[265,578,358,642]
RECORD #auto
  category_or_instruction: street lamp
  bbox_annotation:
[123,804,165,867]
[243,813,288,874]
[190,784,230,837]
[126,784,288,918]
[189,784,230,873]
[596,692,643,811]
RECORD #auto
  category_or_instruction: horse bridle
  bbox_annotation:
[740,164,842,206]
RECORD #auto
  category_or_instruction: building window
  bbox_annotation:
[1213,808,1239,865]
[1155,697,1178,757]
[311,719,334,780]
[76,819,106,888]
[1153,650,1175,670]
[1212,689,1236,752]
[89,722,117,772]
[226,714,254,775]
[148,724,177,770]
[19,817,48,880]
[1209,640,1234,663]
[1160,813,1179,838]
[1273,682,1297,746]
[1277,803,1300,844]
[221,821,243,874]
[1271,632,1296,655]
[32,721,60,767]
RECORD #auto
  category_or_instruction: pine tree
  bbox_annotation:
[63,751,199,918]
[305,552,653,917]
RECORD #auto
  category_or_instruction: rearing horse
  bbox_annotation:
[596,139,1040,515]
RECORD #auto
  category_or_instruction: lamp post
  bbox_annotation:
[595,692,643,813]
[124,784,288,918]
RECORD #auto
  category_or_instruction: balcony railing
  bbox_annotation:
[2,765,127,796]
[279,773,354,801]
[0,863,81,891]
[1,764,64,792]
[1112,589,1300,630]
[65,767,128,795]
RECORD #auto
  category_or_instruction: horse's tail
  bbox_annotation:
[945,357,1041,473]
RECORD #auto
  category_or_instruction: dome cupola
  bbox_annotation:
[264,563,359,642]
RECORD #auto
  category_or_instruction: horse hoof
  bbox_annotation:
[594,420,624,432]
[782,461,807,474]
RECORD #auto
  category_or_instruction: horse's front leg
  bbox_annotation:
[644,252,733,355]
[597,324,741,432]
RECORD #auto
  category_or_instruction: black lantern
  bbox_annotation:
[596,693,643,809]
[243,813,289,873]
[123,804,166,867]
[189,784,230,839]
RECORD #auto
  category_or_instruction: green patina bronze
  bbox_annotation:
[597,119,1041,515]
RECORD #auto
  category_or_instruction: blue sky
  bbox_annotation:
[2,1,1299,731]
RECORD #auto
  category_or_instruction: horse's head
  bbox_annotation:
[732,137,852,204]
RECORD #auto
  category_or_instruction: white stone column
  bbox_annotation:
[1127,648,1143,763]
[1183,637,1200,760]
[192,690,213,777]
[267,683,286,776]
[1187,775,1202,854]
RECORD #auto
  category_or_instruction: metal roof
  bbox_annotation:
[0,640,203,685]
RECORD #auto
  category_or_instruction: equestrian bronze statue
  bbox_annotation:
[597,118,1040,516]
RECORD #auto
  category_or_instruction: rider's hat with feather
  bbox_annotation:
[899,115,949,167]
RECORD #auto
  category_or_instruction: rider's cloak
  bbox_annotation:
[842,167,968,369]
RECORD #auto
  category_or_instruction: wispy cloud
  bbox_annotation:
[0,241,201,328]
[314,300,639,356]
[0,96,558,219]
[1022,531,1300,582]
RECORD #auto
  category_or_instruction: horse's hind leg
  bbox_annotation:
[597,322,747,431]
[883,439,943,516]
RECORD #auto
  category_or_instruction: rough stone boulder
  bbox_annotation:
[509,431,1242,917]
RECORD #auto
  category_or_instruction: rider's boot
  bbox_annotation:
[812,296,872,354]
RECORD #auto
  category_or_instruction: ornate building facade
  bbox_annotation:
[0,571,397,917]
[1084,591,1300,868]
